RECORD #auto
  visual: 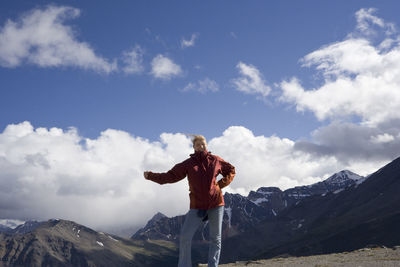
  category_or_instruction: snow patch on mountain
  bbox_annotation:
[325,170,363,185]
[251,197,269,205]
[108,235,119,242]
[334,188,344,194]
[287,192,311,199]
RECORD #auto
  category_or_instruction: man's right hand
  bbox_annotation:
[144,171,150,179]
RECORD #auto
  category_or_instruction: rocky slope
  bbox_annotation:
[0,219,178,266]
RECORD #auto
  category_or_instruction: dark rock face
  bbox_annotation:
[132,212,185,242]
[131,170,364,243]
[222,192,276,239]
[11,220,42,234]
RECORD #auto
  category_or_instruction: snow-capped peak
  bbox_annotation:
[325,170,363,185]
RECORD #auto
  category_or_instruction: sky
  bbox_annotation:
[1,0,400,235]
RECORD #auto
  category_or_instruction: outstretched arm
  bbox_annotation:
[144,161,187,185]
[217,157,236,189]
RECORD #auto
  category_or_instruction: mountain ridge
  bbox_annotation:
[131,169,365,242]
[0,218,178,266]
[1,160,399,266]
[219,156,400,263]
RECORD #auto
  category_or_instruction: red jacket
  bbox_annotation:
[146,149,236,210]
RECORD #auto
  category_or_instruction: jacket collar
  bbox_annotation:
[190,149,211,159]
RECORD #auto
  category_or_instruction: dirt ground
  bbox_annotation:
[217,246,400,267]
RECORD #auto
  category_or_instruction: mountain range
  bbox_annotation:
[1,158,399,266]
[131,170,364,243]
[219,157,400,263]
[0,219,178,266]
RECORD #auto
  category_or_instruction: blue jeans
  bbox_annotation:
[178,206,224,267]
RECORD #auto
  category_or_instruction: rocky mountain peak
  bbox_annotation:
[150,212,167,222]
[12,220,42,234]
[325,170,363,185]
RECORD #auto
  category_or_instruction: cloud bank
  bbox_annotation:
[0,121,393,234]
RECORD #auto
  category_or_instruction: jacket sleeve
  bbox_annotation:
[217,157,236,189]
[146,160,187,185]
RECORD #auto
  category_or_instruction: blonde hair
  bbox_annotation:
[185,134,207,146]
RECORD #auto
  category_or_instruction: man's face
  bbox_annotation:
[193,140,207,152]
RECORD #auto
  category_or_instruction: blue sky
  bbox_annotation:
[2,1,400,233]
[2,0,394,141]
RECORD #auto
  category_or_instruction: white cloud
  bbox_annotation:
[355,8,395,36]
[0,5,116,73]
[121,45,144,74]
[232,62,271,101]
[209,126,350,193]
[180,78,219,94]
[0,121,194,235]
[1,121,391,235]
[279,8,400,126]
[181,33,199,49]
[370,133,395,144]
[150,54,182,80]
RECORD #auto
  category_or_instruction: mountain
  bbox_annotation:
[0,166,385,266]
[0,225,12,234]
[132,170,364,243]
[11,220,42,234]
[219,157,400,263]
[0,219,178,266]
[0,219,26,234]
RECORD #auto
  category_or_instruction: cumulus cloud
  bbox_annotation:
[232,62,271,101]
[181,33,199,49]
[150,54,182,80]
[279,7,400,126]
[1,122,393,235]
[180,78,219,94]
[0,5,116,73]
[121,45,145,74]
[0,121,194,235]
